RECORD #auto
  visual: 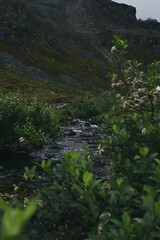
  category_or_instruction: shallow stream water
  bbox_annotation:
[0,117,109,193]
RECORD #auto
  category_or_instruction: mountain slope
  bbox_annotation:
[0,0,160,101]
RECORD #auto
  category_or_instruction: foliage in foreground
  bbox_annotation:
[0,93,64,151]
[0,198,37,240]
[1,36,160,239]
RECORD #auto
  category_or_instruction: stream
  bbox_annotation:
[0,117,109,194]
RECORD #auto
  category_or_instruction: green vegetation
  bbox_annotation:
[0,93,64,151]
[0,36,160,239]
[0,198,37,240]
[72,91,117,119]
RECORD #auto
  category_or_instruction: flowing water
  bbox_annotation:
[0,117,109,193]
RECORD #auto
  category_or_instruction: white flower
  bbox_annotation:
[38,200,44,209]
[137,88,147,93]
[142,128,146,135]
[132,92,139,98]
[98,144,104,155]
[118,80,123,85]
[24,197,29,208]
[134,218,142,223]
[127,67,132,72]
[19,137,25,143]
[116,94,121,99]
[156,86,160,90]
[141,96,147,100]
[98,144,102,150]
[111,46,116,54]
[112,75,117,81]
[126,77,131,83]
[99,148,105,155]
[133,78,142,84]
[134,104,139,107]
[139,99,144,104]
[123,100,130,108]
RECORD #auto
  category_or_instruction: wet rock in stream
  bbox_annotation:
[30,118,109,178]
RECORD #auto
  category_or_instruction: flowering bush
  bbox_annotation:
[110,35,160,118]
[96,36,160,239]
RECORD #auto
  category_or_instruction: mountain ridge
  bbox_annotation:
[0,0,160,101]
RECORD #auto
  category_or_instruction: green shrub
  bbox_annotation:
[94,35,160,239]
[72,91,117,119]
[22,150,160,240]
[0,93,63,151]
[23,151,104,239]
[72,93,100,119]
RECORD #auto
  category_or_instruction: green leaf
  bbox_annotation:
[132,112,138,121]
[113,124,120,134]
[105,114,109,122]
[111,218,122,227]
[155,200,160,214]
[117,177,124,187]
[0,198,37,240]
[144,185,156,198]
[46,158,53,168]
[74,169,80,178]
[30,166,36,175]
[143,212,153,226]
[24,167,30,174]
[142,196,155,214]
[83,171,93,186]
[156,164,160,173]
[140,147,149,158]
[41,160,46,169]
[122,212,131,226]
[134,155,141,160]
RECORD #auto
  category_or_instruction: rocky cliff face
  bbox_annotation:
[0,0,160,100]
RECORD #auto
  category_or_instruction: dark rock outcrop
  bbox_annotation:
[138,18,160,31]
